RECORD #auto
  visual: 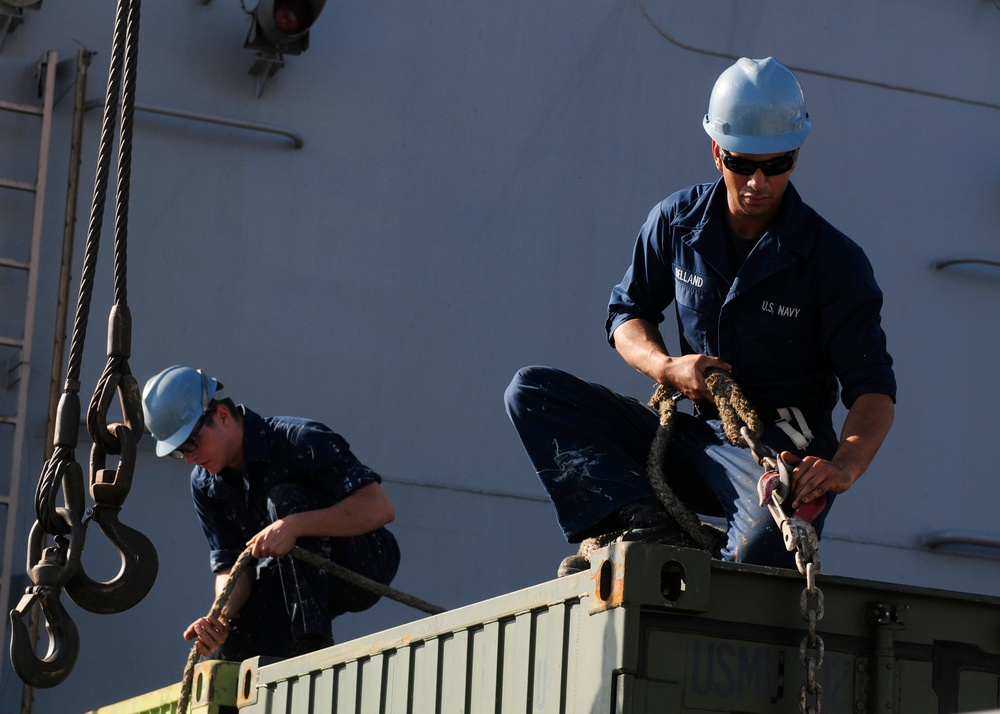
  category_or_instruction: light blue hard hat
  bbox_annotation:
[703,57,811,154]
[141,365,221,457]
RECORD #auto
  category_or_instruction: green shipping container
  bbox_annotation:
[232,542,1000,713]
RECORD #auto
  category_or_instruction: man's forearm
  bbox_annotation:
[216,569,251,622]
[612,318,731,402]
[288,481,395,539]
[831,393,895,484]
[612,318,672,383]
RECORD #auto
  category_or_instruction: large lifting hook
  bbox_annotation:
[65,423,158,613]
[9,512,84,688]
[9,0,152,686]
[9,588,80,690]
[65,507,157,614]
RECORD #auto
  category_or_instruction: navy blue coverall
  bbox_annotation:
[191,407,400,659]
[505,179,895,567]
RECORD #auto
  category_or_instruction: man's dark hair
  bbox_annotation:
[209,397,242,423]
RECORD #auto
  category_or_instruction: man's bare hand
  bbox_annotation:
[247,517,299,559]
[612,319,730,400]
[183,614,229,656]
[662,354,732,403]
[781,451,855,510]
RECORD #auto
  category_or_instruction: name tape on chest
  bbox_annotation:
[675,267,706,288]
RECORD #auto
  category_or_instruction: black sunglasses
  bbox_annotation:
[721,149,797,177]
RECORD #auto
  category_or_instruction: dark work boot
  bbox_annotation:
[556,554,590,578]
[618,497,671,529]
[617,497,698,548]
[557,499,700,579]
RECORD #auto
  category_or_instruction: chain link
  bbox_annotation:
[665,374,827,712]
[791,528,824,713]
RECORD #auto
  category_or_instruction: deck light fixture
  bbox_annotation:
[243,0,327,96]
[0,0,42,51]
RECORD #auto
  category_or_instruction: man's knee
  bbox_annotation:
[505,365,542,417]
[505,365,572,420]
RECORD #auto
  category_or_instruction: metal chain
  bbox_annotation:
[761,505,828,714]
[798,563,825,712]
[648,369,828,712]
[765,509,828,714]
[739,403,827,713]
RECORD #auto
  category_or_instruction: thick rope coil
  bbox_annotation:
[646,383,727,554]
[573,368,759,563]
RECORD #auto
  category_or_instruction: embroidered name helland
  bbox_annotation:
[761,301,801,318]
[675,268,705,288]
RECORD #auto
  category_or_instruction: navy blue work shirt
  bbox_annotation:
[607,179,895,433]
[191,406,383,573]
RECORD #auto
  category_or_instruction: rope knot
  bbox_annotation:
[704,367,763,447]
